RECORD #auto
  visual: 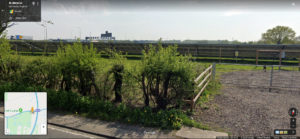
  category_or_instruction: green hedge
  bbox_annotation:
[0,83,203,130]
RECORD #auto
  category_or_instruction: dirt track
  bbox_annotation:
[194,70,300,136]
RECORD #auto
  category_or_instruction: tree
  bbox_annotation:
[56,41,99,96]
[261,26,296,44]
[0,36,21,82]
[109,64,124,103]
[295,36,300,44]
[0,23,8,37]
[106,49,126,103]
[0,22,16,37]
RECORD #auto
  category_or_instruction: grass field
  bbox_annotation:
[17,51,300,65]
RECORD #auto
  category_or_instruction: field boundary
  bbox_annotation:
[218,64,300,93]
[184,63,216,111]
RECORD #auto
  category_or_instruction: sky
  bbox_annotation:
[6,0,300,41]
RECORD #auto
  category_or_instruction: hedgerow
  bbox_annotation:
[0,38,207,130]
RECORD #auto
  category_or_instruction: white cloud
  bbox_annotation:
[292,2,296,6]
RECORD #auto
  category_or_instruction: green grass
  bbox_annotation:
[17,51,56,55]
[181,115,211,130]
[16,51,300,65]
[195,80,221,108]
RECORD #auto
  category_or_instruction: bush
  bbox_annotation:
[140,42,196,110]
[105,49,126,103]
[19,58,60,89]
[0,40,211,130]
[56,41,99,96]
[0,37,22,82]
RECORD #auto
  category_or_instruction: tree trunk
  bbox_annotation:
[61,70,71,92]
[113,72,122,103]
[157,97,167,110]
[142,74,149,106]
[163,73,171,98]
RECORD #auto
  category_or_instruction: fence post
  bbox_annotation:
[256,50,259,65]
[298,58,300,71]
[219,47,222,63]
[190,100,194,112]
[269,65,273,92]
[212,63,216,81]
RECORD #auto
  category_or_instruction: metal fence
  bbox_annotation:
[217,64,300,93]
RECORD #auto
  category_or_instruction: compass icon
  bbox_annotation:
[289,108,298,117]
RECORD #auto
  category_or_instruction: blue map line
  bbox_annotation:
[5,109,47,119]
[30,92,39,135]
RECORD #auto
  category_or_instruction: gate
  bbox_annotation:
[218,64,300,92]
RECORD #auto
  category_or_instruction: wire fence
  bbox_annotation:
[217,64,300,93]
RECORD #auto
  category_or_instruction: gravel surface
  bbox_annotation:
[194,70,300,136]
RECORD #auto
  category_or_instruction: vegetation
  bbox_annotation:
[0,83,193,129]
[140,43,195,110]
[106,49,127,103]
[0,23,8,37]
[5,25,296,130]
[296,36,300,44]
[261,26,296,44]
[14,51,300,66]
[0,37,21,82]
[0,22,16,37]
[56,41,99,96]
[0,38,212,130]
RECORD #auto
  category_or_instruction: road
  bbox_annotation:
[0,114,105,138]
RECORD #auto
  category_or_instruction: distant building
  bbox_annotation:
[85,31,115,42]
[101,31,115,40]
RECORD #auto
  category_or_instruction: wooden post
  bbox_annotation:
[269,66,273,92]
[298,57,300,71]
[190,100,194,112]
[279,50,282,66]
[256,50,259,65]
[212,63,216,81]
[196,46,198,57]
[31,46,33,55]
[219,47,222,63]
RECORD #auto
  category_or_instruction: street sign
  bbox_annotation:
[235,51,239,57]
[281,51,286,58]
